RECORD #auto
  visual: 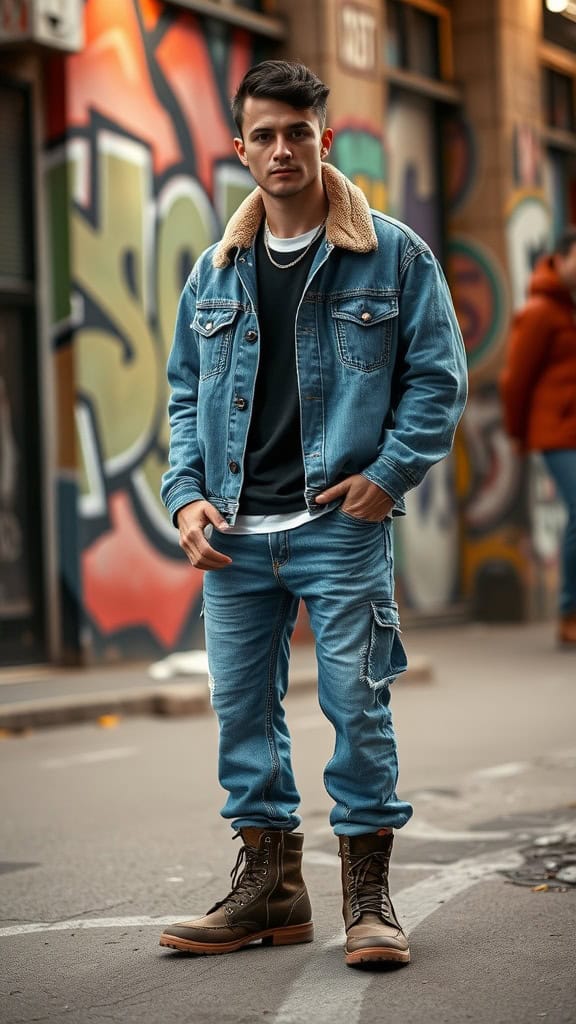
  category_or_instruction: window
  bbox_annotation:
[543,66,576,131]
[385,0,442,79]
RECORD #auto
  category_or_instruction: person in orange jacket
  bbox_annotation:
[500,229,576,647]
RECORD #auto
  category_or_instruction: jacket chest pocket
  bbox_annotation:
[331,294,398,372]
[193,306,238,380]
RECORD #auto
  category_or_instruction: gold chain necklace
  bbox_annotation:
[263,221,325,270]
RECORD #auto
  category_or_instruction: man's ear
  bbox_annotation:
[320,127,334,159]
[234,137,248,166]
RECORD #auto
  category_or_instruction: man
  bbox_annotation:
[159,60,467,966]
[500,230,576,647]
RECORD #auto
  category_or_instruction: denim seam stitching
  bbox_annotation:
[261,591,294,821]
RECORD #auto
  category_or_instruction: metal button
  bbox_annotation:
[205,320,213,330]
[234,397,248,411]
[229,461,240,474]
[245,330,257,343]
[361,311,372,322]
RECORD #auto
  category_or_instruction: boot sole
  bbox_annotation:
[346,946,411,966]
[159,921,314,955]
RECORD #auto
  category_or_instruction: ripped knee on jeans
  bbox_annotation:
[361,600,408,691]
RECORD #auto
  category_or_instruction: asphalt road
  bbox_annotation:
[1,624,576,1024]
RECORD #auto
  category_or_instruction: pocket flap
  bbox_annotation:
[193,307,238,337]
[332,296,398,326]
[371,600,401,630]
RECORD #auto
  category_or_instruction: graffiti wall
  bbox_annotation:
[45,0,259,660]
[447,112,560,620]
[384,91,461,613]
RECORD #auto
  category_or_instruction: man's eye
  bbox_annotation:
[255,134,270,143]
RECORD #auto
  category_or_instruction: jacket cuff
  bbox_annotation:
[361,458,415,505]
[165,484,205,527]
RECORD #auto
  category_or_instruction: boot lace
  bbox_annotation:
[209,834,271,914]
[347,851,397,925]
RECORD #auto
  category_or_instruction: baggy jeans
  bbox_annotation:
[202,508,413,836]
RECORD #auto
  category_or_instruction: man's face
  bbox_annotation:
[556,242,576,291]
[233,96,332,200]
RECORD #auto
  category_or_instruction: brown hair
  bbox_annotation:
[231,60,330,134]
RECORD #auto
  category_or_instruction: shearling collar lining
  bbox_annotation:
[212,162,378,269]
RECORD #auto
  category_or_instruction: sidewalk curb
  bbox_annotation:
[0,658,432,733]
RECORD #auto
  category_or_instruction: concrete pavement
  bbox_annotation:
[1,621,575,1024]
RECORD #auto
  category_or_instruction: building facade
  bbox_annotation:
[1,0,574,665]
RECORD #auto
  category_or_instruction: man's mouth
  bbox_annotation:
[271,167,297,175]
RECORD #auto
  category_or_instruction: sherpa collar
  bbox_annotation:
[212,162,378,269]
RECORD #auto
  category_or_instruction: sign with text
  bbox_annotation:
[337,3,378,75]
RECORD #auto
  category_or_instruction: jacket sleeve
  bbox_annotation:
[499,300,552,444]
[362,247,468,503]
[160,272,206,525]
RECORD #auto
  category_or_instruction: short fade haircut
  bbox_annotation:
[554,228,576,256]
[231,60,330,134]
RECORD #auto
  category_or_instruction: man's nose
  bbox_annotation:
[272,135,292,160]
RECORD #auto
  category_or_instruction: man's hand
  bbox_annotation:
[315,474,394,521]
[177,500,233,569]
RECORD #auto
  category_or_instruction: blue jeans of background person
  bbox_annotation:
[202,509,413,836]
[542,449,576,614]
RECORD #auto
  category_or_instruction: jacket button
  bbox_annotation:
[245,330,257,342]
[234,397,248,410]
[229,461,240,474]
[361,311,372,322]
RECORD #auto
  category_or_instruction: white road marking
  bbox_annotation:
[40,747,138,769]
[273,847,523,1024]
[472,761,530,780]
[0,916,196,938]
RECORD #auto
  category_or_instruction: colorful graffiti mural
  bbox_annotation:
[387,91,443,258]
[45,0,258,659]
[447,237,508,374]
[331,121,387,212]
[504,140,561,613]
[505,192,551,311]
[444,113,477,216]
[385,92,459,612]
[459,386,529,620]
[452,115,559,621]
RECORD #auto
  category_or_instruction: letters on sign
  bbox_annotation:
[338,3,377,74]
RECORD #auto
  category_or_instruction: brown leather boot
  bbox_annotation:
[559,612,576,647]
[159,828,313,954]
[339,831,410,966]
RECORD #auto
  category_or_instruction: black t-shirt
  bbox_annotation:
[239,226,324,515]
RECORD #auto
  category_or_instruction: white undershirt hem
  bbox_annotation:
[224,506,332,535]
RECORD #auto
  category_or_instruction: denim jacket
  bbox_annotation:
[161,163,468,526]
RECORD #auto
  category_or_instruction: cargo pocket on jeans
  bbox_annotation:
[362,600,408,690]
